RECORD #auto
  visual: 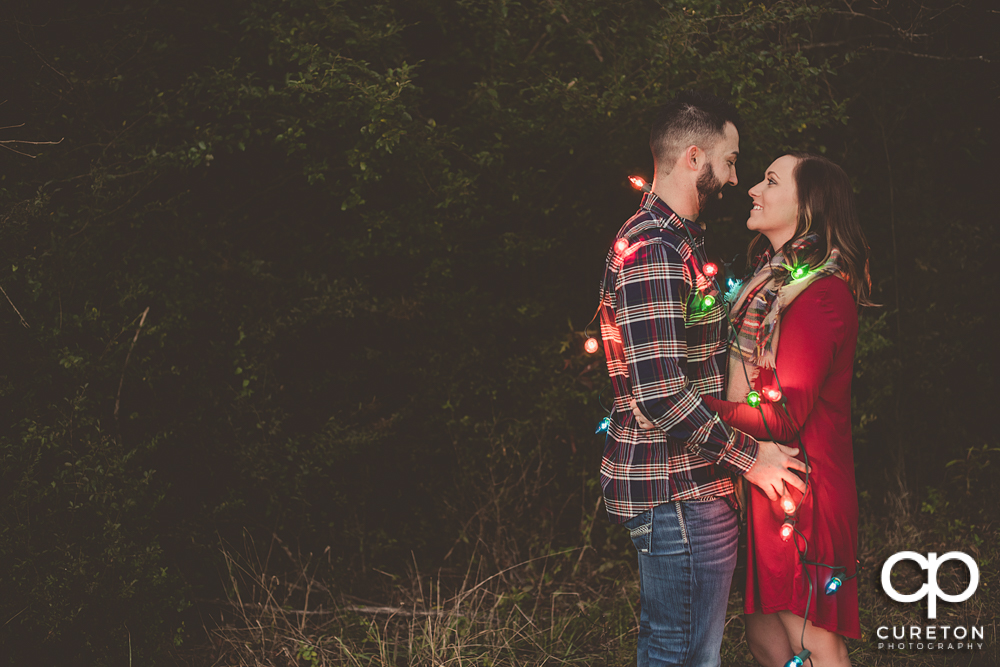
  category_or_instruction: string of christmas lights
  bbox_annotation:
[585,175,859,667]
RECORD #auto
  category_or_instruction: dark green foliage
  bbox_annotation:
[0,0,995,662]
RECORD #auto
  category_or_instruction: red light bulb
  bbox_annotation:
[764,387,782,402]
[615,238,629,253]
[584,337,599,354]
[780,520,795,541]
[628,176,646,190]
[703,262,718,277]
[781,496,796,514]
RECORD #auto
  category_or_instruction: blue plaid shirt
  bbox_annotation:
[599,193,759,524]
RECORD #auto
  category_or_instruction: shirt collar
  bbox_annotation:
[640,192,704,238]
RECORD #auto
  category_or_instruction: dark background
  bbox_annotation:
[0,0,996,663]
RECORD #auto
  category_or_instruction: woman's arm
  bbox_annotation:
[703,391,798,443]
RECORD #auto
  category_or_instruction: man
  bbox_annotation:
[597,91,807,667]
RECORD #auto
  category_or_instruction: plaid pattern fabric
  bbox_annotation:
[598,193,759,524]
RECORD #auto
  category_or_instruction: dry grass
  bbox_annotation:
[194,463,999,667]
[199,534,637,666]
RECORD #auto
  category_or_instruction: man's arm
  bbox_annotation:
[629,396,808,499]
[616,240,758,475]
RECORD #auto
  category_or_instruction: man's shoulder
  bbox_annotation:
[619,210,685,246]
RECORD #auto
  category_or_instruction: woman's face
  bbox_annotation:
[747,154,800,249]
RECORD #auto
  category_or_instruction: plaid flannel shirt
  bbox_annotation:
[598,193,759,524]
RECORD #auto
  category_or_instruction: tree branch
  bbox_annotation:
[548,1,604,62]
[866,47,992,63]
[114,307,150,422]
[0,283,29,328]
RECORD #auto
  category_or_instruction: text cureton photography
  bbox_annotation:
[872,549,991,655]
[876,625,985,651]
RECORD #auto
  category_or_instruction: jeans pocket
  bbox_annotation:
[626,510,653,554]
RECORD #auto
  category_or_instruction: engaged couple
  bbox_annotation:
[597,91,872,667]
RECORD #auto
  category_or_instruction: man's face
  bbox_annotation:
[696,122,740,213]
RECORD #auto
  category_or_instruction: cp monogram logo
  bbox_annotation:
[881,551,979,619]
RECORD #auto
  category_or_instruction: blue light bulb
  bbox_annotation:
[825,575,843,595]
[785,649,811,667]
[595,416,611,434]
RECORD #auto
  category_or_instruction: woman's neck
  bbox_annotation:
[766,229,796,254]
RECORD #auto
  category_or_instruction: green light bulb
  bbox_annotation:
[747,391,761,407]
[791,265,809,280]
[703,294,715,308]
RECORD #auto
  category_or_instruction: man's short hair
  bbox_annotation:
[650,91,741,173]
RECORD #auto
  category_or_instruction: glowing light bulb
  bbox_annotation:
[703,262,718,277]
[746,391,761,407]
[703,294,716,308]
[584,337,599,354]
[781,496,796,514]
[825,575,843,595]
[791,265,809,280]
[615,238,629,253]
[628,175,650,192]
[785,649,811,667]
[780,519,795,541]
[595,416,611,434]
[764,387,782,402]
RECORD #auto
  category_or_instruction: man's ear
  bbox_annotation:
[683,144,701,172]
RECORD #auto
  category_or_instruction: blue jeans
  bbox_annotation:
[624,499,739,667]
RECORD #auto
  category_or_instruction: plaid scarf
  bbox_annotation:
[724,234,843,403]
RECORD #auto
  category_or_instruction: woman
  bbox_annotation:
[637,153,872,666]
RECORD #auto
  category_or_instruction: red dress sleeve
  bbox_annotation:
[704,276,851,444]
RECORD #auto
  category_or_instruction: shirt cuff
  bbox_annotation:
[715,428,759,475]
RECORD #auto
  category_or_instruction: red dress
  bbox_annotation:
[704,275,861,639]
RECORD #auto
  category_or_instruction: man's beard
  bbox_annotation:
[696,163,725,214]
